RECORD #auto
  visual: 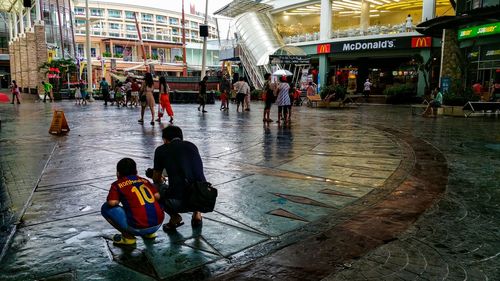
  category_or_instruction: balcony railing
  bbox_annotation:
[283,24,419,44]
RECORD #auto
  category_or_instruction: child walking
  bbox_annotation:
[157,76,174,123]
[220,90,228,111]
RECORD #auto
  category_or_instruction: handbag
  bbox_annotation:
[187,181,217,213]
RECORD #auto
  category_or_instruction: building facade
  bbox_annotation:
[4,0,75,94]
[267,0,455,95]
[72,1,219,83]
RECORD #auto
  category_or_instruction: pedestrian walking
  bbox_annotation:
[152,126,208,231]
[74,84,82,105]
[41,81,53,102]
[363,78,372,99]
[405,14,413,32]
[10,80,21,104]
[233,77,250,112]
[262,73,275,122]
[101,158,164,245]
[220,72,230,111]
[138,73,156,126]
[276,76,291,124]
[124,78,132,107]
[79,80,88,105]
[100,78,110,106]
[198,76,208,113]
[244,78,251,111]
[130,78,140,107]
[157,76,174,123]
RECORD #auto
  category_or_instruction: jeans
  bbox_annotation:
[101,203,161,236]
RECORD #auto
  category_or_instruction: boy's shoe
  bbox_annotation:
[142,233,157,239]
[113,234,136,245]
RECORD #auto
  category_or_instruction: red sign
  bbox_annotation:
[49,67,60,73]
[411,37,432,48]
[317,43,331,54]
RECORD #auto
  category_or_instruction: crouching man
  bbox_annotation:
[153,125,205,231]
[101,158,165,245]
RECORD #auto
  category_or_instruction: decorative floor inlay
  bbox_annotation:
[271,193,335,208]
[268,208,309,222]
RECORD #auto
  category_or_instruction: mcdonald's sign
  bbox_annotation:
[411,37,432,48]
[317,43,331,54]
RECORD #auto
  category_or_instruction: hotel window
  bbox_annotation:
[142,13,153,22]
[126,34,138,39]
[169,17,179,25]
[142,26,153,33]
[191,22,198,29]
[110,23,121,30]
[125,11,135,19]
[75,19,85,27]
[156,15,167,23]
[126,24,136,31]
[75,7,85,15]
[172,28,179,36]
[109,33,120,38]
[108,10,121,18]
[90,8,103,16]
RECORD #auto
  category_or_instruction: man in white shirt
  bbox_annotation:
[233,77,250,112]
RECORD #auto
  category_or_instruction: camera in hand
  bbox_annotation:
[145,168,154,179]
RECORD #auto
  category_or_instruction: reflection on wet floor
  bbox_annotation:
[0,101,498,280]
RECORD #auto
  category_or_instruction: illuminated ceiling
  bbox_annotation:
[274,0,452,17]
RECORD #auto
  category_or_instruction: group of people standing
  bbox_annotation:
[95,74,174,126]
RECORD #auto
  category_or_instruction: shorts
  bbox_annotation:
[236,93,245,104]
[431,101,441,108]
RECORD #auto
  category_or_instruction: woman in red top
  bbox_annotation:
[101,158,165,245]
[10,80,21,104]
[157,76,174,123]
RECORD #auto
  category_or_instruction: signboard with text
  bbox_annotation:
[269,55,310,64]
[329,36,431,53]
[458,22,500,40]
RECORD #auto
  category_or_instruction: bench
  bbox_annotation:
[342,94,363,106]
[463,102,500,117]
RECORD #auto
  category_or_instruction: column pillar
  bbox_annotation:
[8,14,14,40]
[13,13,18,37]
[319,0,332,88]
[418,49,431,96]
[360,1,370,35]
[26,8,32,31]
[35,0,42,23]
[19,9,25,35]
[422,0,436,22]
[320,0,332,40]
[35,24,48,95]
[319,55,329,90]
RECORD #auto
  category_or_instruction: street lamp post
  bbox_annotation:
[200,0,208,79]
[85,0,94,101]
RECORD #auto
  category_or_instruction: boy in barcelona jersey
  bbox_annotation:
[101,158,165,245]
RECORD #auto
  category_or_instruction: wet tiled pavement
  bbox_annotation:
[0,97,499,280]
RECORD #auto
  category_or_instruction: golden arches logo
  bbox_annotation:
[317,44,330,54]
[412,37,431,48]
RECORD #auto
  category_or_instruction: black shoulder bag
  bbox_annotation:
[177,154,217,213]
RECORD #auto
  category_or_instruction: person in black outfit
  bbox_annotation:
[198,76,208,113]
[153,125,206,231]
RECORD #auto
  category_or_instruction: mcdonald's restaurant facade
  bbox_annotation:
[296,35,441,96]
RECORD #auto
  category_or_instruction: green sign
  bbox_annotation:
[458,22,500,40]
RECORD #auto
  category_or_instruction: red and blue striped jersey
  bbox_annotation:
[107,176,165,229]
